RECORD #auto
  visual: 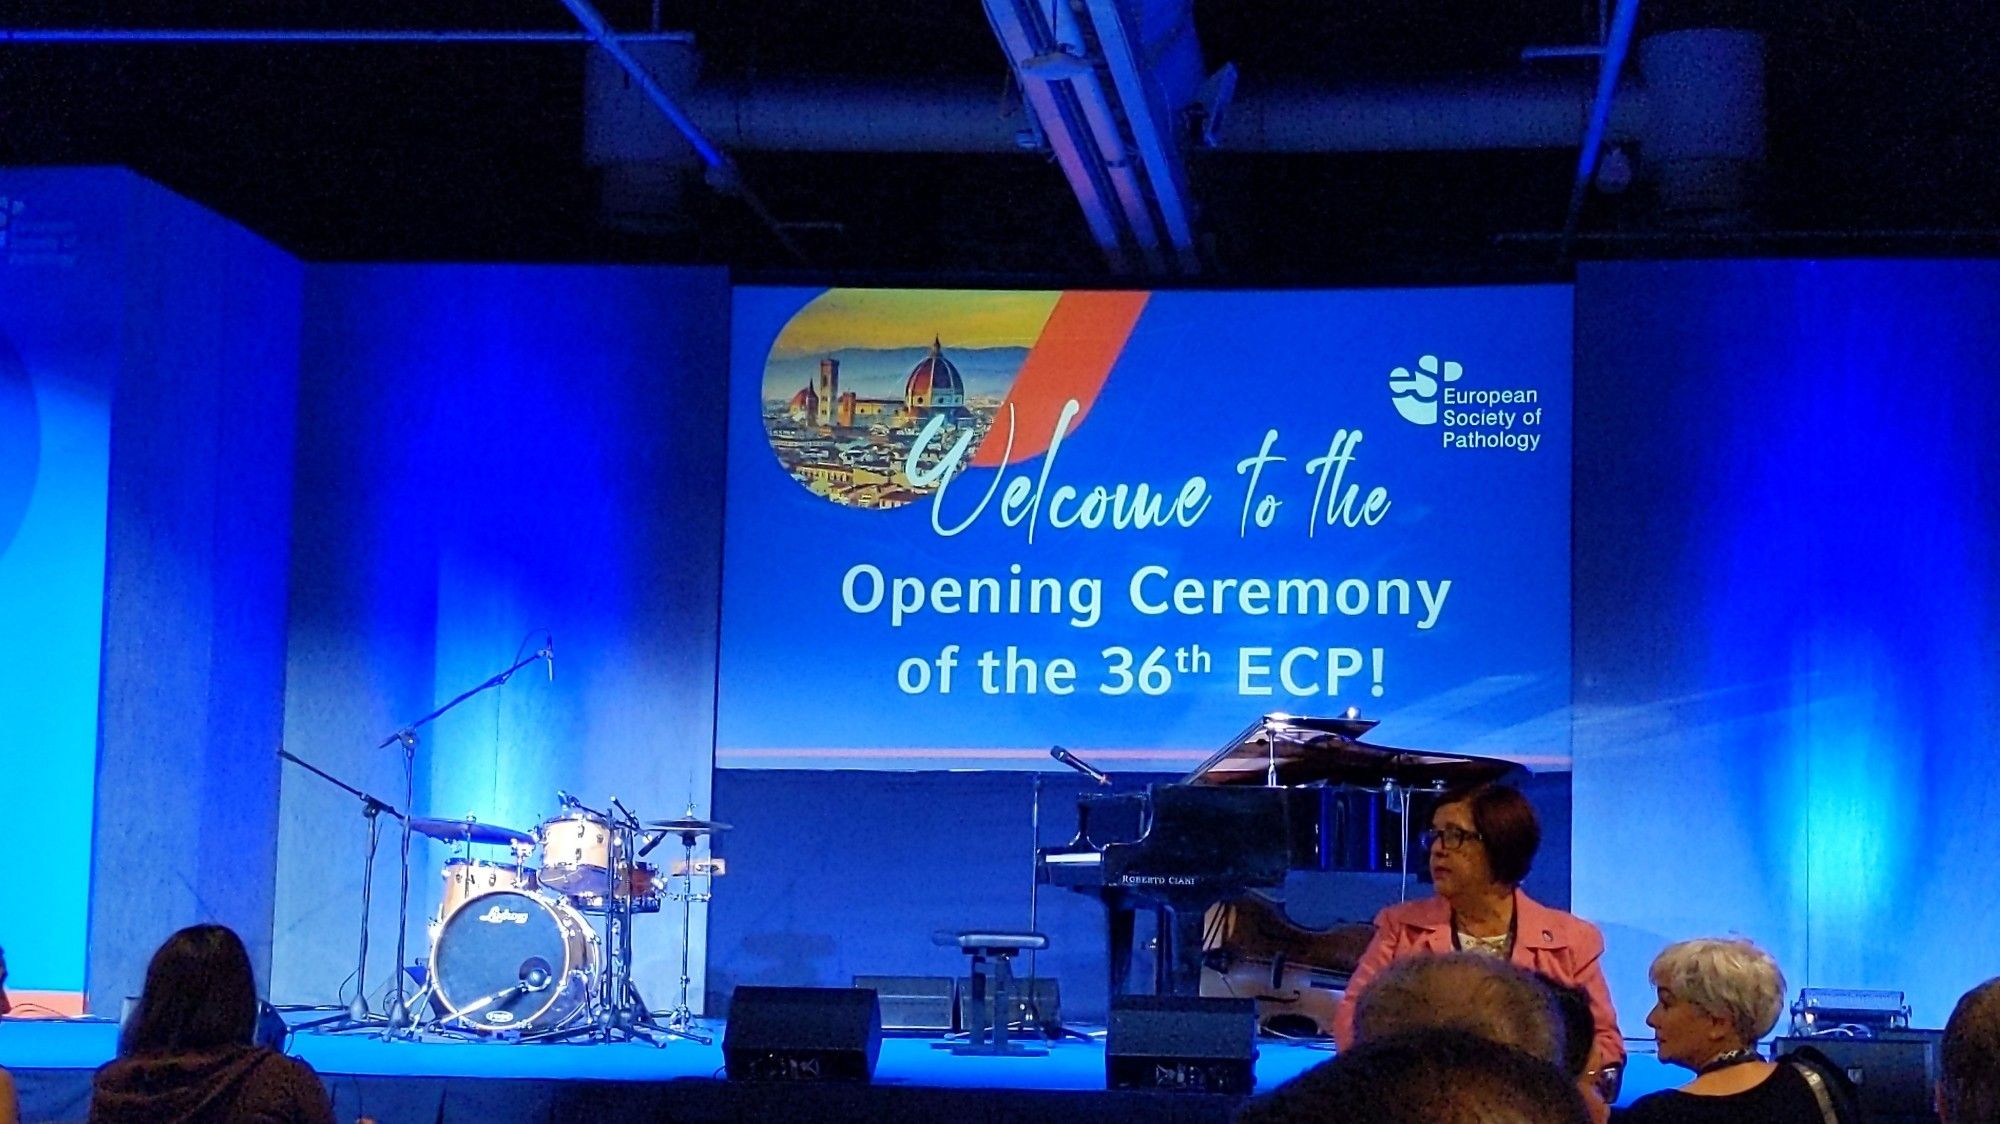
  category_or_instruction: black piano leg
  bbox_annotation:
[1108,906,1136,999]
[1161,907,1208,996]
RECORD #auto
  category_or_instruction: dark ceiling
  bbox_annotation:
[4,1,1996,284]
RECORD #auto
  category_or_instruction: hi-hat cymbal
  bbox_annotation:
[645,816,732,836]
[410,816,534,847]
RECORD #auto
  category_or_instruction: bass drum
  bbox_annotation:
[431,890,597,1034]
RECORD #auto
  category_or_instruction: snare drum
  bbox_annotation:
[570,861,662,913]
[439,858,537,921]
[537,811,612,895]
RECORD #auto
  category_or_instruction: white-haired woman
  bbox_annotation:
[1617,938,1856,1124]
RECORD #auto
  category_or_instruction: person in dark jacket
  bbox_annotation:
[1615,938,1857,1124]
[90,925,334,1124]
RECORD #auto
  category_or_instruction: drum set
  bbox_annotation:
[408,795,729,1044]
[278,641,731,1047]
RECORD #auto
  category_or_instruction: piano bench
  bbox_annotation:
[933,930,1049,954]
[932,930,1049,1056]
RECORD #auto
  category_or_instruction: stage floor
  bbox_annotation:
[3,1018,1675,1123]
[3,1015,1338,1087]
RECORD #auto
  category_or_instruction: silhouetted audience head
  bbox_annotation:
[1941,977,2000,1124]
[1547,980,1596,1079]
[1353,951,1566,1065]
[0,944,12,1018]
[1234,1028,1592,1124]
[120,924,260,1057]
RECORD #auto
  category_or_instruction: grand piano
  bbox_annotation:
[1037,714,1524,1001]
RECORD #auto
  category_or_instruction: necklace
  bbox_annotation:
[1695,1048,1763,1075]
[1449,901,1517,953]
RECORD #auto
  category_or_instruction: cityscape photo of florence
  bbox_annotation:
[759,289,1059,510]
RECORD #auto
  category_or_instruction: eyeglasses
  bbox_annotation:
[1421,826,1485,851]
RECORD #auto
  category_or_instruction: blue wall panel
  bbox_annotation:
[89,172,304,1011]
[1574,259,2000,1031]
[273,265,731,1011]
[0,170,122,996]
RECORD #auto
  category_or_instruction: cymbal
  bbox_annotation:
[410,816,534,847]
[646,816,732,837]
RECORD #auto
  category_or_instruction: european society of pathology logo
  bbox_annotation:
[1387,354,1461,425]
[1386,352,1547,452]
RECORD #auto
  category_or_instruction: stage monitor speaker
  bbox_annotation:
[1107,995,1258,1094]
[853,975,956,1033]
[957,976,1061,1034]
[724,986,882,1083]
[1778,1032,1941,1124]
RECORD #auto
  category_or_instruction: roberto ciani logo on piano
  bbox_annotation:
[1121,874,1201,887]
[477,904,531,925]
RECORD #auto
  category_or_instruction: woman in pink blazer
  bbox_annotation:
[1332,784,1624,1089]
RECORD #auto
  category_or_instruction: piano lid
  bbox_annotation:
[1182,713,1526,790]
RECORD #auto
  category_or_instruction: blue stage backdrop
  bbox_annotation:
[0,171,119,1001]
[718,287,1574,772]
[273,264,731,1013]
[0,169,301,1014]
[89,171,304,1015]
[13,167,1998,1048]
[1573,259,2000,1032]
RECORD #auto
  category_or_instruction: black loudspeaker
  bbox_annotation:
[853,975,956,1032]
[1779,1032,1942,1124]
[1107,995,1258,1094]
[723,986,882,1082]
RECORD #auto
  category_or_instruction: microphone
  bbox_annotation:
[1050,745,1111,787]
[610,797,639,828]
[520,961,552,992]
[541,638,554,682]
[556,789,576,808]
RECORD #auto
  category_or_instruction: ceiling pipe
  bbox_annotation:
[1560,0,1642,252]
[1064,72,1170,274]
[0,27,695,43]
[685,81,1034,153]
[1015,0,1169,273]
[1219,76,1645,153]
[671,77,1644,154]
[1081,0,1200,273]
[553,0,810,264]
[982,0,1134,273]
[617,77,1646,155]
[1637,29,1765,229]
[12,26,1650,158]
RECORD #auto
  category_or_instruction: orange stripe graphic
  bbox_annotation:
[971,290,1150,467]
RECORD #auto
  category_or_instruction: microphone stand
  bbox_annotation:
[1023,770,1094,1043]
[375,648,551,1039]
[277,748,406,1033]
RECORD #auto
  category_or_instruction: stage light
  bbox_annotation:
[1789,987,1911,1036]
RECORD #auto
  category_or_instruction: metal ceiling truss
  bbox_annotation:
[982,0,1201,276]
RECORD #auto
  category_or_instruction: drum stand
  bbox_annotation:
[371,645,552,1040]
[660,828,714,1038]
[540,805,704,1046]
[278,748,400,1034]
